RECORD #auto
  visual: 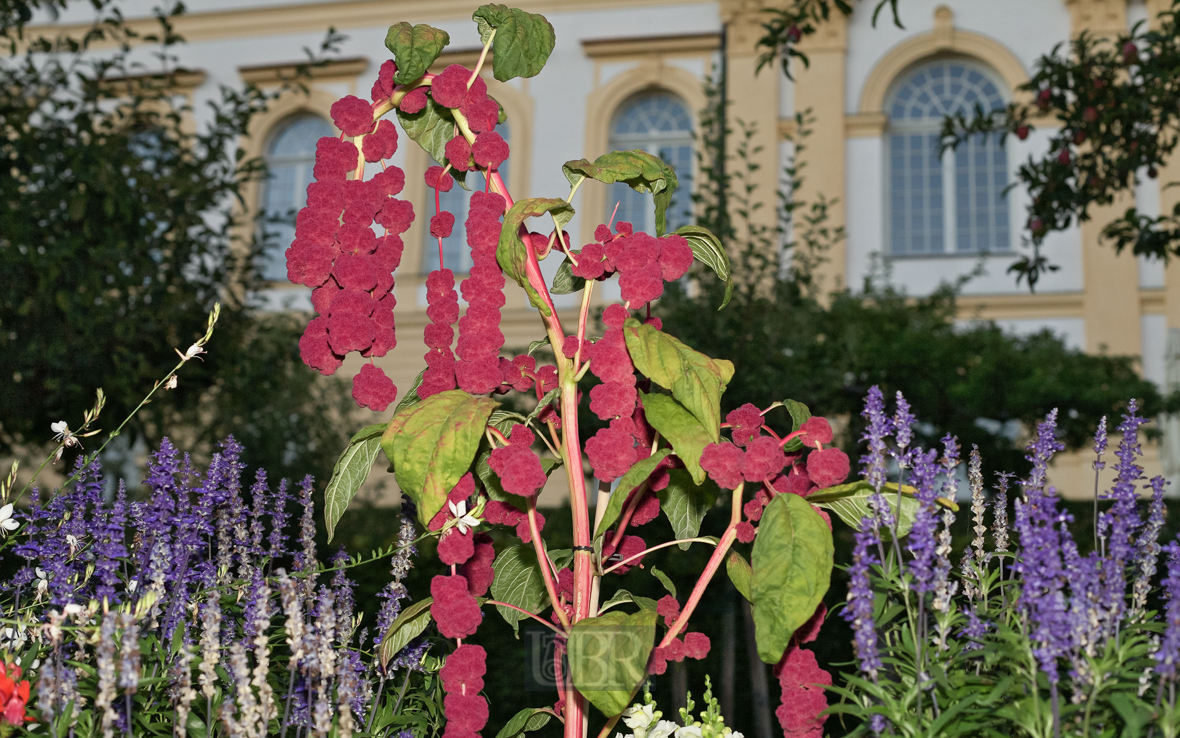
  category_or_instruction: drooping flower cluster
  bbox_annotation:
[488,425,548,498]
[455,192,508,394]
[440,644,489,738]
[569,222,694,309]
[773,644,831,738]
[647,596,712,675]
[422,268,460,397]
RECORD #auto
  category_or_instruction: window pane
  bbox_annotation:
[259,114,335,281]
[607,92,694,233]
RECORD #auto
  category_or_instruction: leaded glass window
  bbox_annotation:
[259,114,335,281]
[607,91,694,233]
[886,60,1010,255]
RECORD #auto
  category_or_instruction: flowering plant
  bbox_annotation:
[830,389,1180,737]
[293,7,900,738]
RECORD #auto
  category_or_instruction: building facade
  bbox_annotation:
[44,0,1179,500]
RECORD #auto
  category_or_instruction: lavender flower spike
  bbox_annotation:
[1131,476,1168,619]
[1024,409,1064,501]
[859,386,895,530]
[893,391,915,456]
[842,520,883,681]
[1092,416,1108,472]
[1154,541,1180,679]
[905,448,941,593]
[1098,402,1149,627]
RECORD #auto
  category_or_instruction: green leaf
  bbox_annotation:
[472,5,556,82]
[598,589,658,614]
[726,550,753,602]
[385,22,451,85]
[807,480,942,540]
[494,708,553,738]
[381,390,498,526]
[551,257,586,295]
[674,225,733,310]
[656,469,716,549]
[527,339,550,356]
[379,597,434,668]
[594,449,673,537]
[395,370,426,415]
[525,387,561,425]
[562,150,679,236]
[497,198,574,316]
[750,493,834,663]
[490,545,547,635]
[639,392,713,485]
[782,399,811,452]
[324,423,387,541]
[397,98,467,187]
[624,318,733,440]
[568,609,657,716]
[650,567,676,598]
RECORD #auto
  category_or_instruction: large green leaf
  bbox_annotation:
[656,469,716,549]
[379,597,434,668]
[490,545,547,635]
[550,256,586,295]
[782,399,811,452]
[472,5,556,82]
[494,708,553,738]
[497,198,574,315]
[594,449,672,538]
[385,22,451,84]
[624,318,733,440]
[381,390,497,526]
[807,480,955,540]
[597,589,658,614]
[639,392,713,485]
[562,150,679,235]
[726,550,753,602]
[750,493,834,664]
[568,608,657,716]
[325,423,387,541]
[674,224,733,310]
[397,98,468,188]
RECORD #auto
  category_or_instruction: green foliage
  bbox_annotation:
[380,597,436,668]
[568,608,658,717]
[324,423,387,541]
[493,708,552,738]
[594,449,673,537]
[673,225,733,309]
[496,198,574,314]
[562,151,680,236]
[808,480,928,540]
[489,545,547,635]
[472,5,556,82]
[385,22,451,84]
[398,97,470,187]
[382,390,498,526]
[750,493,834,663]
[636,392,713,485]
[655,470,716,549]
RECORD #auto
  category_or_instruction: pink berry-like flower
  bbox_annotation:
[472,131,510,169]
[657,234,694,280]
[727,404,764,447]
[431,211,456,239]
[463,96,501,133]
[399,87,428,114]
[798,417,833,447]
[314,137,358,181]
[362,119,398,162]
[570,243,606,279]
[334,253,378,291]
[629,492,660,527]
[806,447,850,488]
[736,521,757,543]
[589,381,637,420]
[352,363,396,411]
[438,529,475,566]
[440,643,486,694]
[371,166,406,197]
[425,165,455,193]
[647,647,668,676]
[327,312,376,355]
[430,574,482,639]
[299,317,342,376]
[488,444,548,497]
[684,632,711,659]
[656,595,680,626]
[743,436,786,483]
[585,426,638,481]
[371,59,396,102]
[431,64,473,108]
[700,442,746,489]
[446,136,472,172]
[602,303,629,328]
[663,638,686,662]
[459,534,496,597]
[330,95,374,137]
[377,198,415,234]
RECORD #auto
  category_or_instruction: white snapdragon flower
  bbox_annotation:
[448,500,480,534]
[622,704,656,732]
[648,720,679,738]
[674,726,702,738]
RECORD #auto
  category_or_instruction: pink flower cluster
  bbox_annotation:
[488,425,547,497]
[455,192,508,393]
[569,222,694,309]
[431,573,482,640]
[441,644,489,738]
[429,65,509,172]
[647,596,712,675]
[583,305,648,481]
[421,269,459,398]
[774,642,831,738]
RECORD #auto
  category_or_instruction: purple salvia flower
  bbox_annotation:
[841,520,883,681]
[859,387,895,530]
[868,715,889,737]
[905,448,941,593]
[968,446,987,563]
[294,476,317,600]
[242,569,268,641]
[389,637,431,672]
[1098,402,1148,629]
[1153,541,1180,679]
[343,650,371,718]
[957,609,990,652]
[118,612,141,692]
[331,549,357,647]
[993,472,1013,555]
[96,615,118,738]
[1024,409,1064,502]
[893,391,914,456]
[1131,476,1168,619]
[247,469,269,569]
[374,506,417,645]
[250,577,277,726]
[198,592,222,701]
[1093,416,1108,472]
[931,436,960,613]
[92,484,127,603]
[268,477,291,561]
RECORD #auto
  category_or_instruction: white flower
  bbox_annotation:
[648,720,679,738]
[0,504,18,533]
[62,603,84,617]
[622,705,656,732]
[34,568,48,601]
[674,726,702,738]
[447,500,480,535]
[176,343,206,362]
[66,534,78,555]
[164,375,178,390]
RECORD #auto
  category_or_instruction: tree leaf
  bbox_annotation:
[562,150,679,236]
[674,224,732,310]
[527,339,550,356]
[750,493,834,663]
[639,392,713,485]
[782,399,811,452]
[726,550,753,602]
[397,98,468,188]
[495,708,553,738]
[568,608,657,716]
[624,318,733,440]
[497,198,574,316]
[594,449,672,537]
[385,22,451,85]
[381,390,498,526]
[650,567,676,598]
[490,545,547,635]
[472,5,556,82]
[325,423,387,542]
[379,597,434,668]
[656,469,716,549]
[551,257,586,295]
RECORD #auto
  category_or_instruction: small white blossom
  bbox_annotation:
[648,720,679,738]
[622,705,656,732]
[0,504,18,533]
[674,727,702,738]
[164,376,178,390]
[176,343,206,362]
[447,500,480,535]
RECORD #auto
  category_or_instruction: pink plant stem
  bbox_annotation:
[485,600,563,634]
[607,483,647,551]
[528,499,570,632]
[600,537,717,575]
[660,485,744,646]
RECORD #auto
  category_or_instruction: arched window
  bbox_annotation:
[886,60,1010,255]
[422,124,511,274]
[607,91,694,233]
[259,113,335,281]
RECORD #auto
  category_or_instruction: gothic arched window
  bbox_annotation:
[607,91,694,233]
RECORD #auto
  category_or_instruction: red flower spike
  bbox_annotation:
[362,119,398,162]
[334,253,379,291]
[700,443,745,489]
[774,645,831,738]
[792,603,827,645]
[618,264,664,307]
[399,87,428,114]
[431,211,456,239]
[607,535,647,574]
[430,574,482,639]
[663,638,686,662]
[331,95,375,137]
[440,643,486,694]
[311,282,342,314]
[509,424,535,446]
[502,355,536,392]
[425,166,455,193]
[743,499,764,522]
[602,303,629,328]
[684,632,711,660]
[330,290,376,317]
[431,65,473,108]
[438,529,476,566]
[352,363,396,411]
[647,647,668,676]
[657,234,694,280]
[629,492,660,527]
[570,244,606,279]
[472,131,510,169]
[589,381,637,420]
[562,335,580,358]
[377,198,415,234]
[556,568,575,599]
[585,426,638,481]
[314,137,359,181]
[535,365,558,394]
[488,444,547,497]
[806,447,850,488]
[743,436,787,483]
[306,180,345,212]
[460,534,496,597]
[463,97,501,133]
[515,510,544,543]
[327,312,376,355]
[371,59,396,102]
[727,404,764,447]
[776,471,815,498]
[645,317,662,329]
[446,136,473,172]
[443,693,489,732]
[299,318,343,376]
[798,417,833,447]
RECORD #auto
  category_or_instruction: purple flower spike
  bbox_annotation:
[842,521,883,681]
[893,391,914,454]
[859,387,895,530]
[1154,541,1180,679]
[905,448,941,593]
[1092,416,1108,472]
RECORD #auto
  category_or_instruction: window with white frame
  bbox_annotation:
[886,60,1010,256]
[259,113,335,281]
[607,91,694,233]
[422,123,512,274]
